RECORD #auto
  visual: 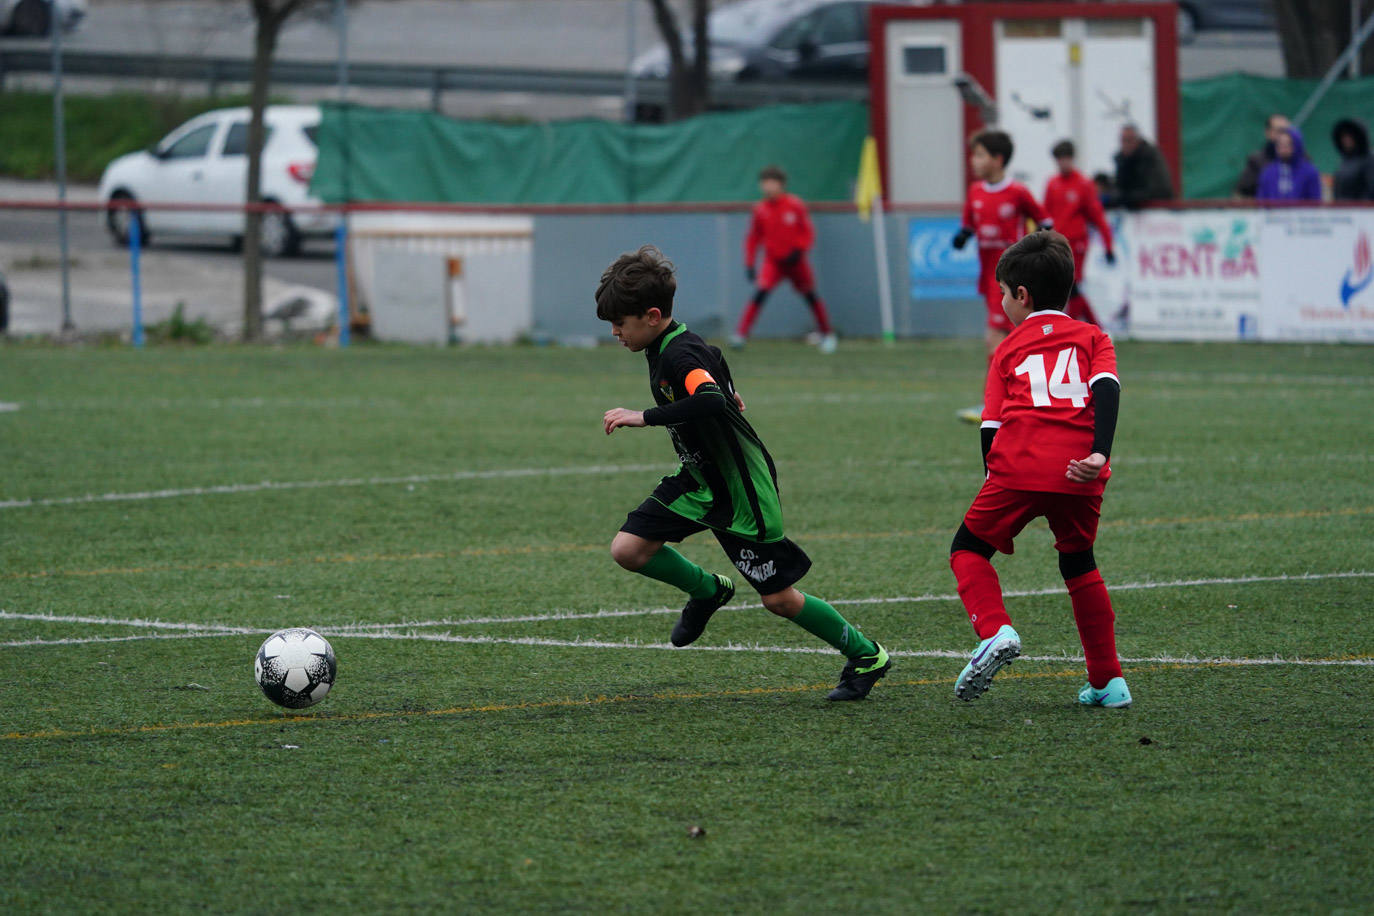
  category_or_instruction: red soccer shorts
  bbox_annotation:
[982,275,1013,332]
[962,480,1102,555]
[758,255,816,294]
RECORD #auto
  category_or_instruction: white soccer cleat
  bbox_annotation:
[954,625,1021,701]
[818,333,838,354]
[728,333,746,349]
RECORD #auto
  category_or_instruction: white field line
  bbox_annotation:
[336,570,1374,632]
[3,626,1370,668]
[3,570,1371,665]
[0,463,659,511]
[0,610,252,633]
[5,570,1369,637]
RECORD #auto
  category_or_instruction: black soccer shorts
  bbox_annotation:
[620,497,812,596]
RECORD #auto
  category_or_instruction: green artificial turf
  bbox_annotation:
[1,339,1371,912]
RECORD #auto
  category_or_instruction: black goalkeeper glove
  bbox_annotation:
[952,227,974,250]
[781,248,803,268]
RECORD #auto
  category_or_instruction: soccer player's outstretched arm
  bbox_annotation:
[1023,185,1053,230]
[1067,338,1121,482]
[1084,181,1115,258]
[953,194,975,249]
[604,365,728,435]
[979,362,1007,473]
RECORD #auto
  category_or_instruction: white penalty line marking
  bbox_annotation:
[3,570,1372,667]
[0,463,659,510]
[6,570,1368,638]
[2,627,1369,668]
[334,570,1374,632]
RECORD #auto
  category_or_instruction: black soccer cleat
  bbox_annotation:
[826,644,892,701]
[670,574,735,647]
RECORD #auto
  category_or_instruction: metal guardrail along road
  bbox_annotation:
[0,48,867,111]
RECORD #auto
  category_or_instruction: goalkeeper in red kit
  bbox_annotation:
[732,165,837,354]
[946,231,1131,708]
[1044,139,1116,326]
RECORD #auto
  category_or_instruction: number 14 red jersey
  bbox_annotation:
[981,311,1118,495]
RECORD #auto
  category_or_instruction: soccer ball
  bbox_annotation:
[254,627,336,709]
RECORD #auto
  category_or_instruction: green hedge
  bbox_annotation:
[0,91,260,183]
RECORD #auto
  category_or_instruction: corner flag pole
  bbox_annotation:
[856,136,895,344]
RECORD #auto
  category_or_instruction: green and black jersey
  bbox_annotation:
[641,322,785,543]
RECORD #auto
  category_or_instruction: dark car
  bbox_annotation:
[631,0,874,84]
[1177,0,1275,42]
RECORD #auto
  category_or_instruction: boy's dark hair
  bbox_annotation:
[759,164,787,184]
[995,231,1075,311]
[1052,139,1075,159]
[595,245,677,321]
[970,129,1014,166]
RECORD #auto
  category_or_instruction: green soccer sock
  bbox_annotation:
[636,545,718,599]
[792,594,878,659]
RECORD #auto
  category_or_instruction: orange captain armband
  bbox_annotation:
[684,368,716,395]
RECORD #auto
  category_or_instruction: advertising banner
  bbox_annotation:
[1259,209,1374,342]
[908,217,980,299]
[1126,210,1263,340]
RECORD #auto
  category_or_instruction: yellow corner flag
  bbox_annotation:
[854,135,883,221]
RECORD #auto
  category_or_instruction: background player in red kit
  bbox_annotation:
[945,231,1131,708]
[733,165,838,354]
[953,130,1050,422]
[1044,140,1116,326]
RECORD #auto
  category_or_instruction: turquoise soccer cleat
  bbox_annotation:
[954,624,1021,701]
[1077,677,1132,708]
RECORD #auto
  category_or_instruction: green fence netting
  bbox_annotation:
[311,100,869,204]
[313,74,1374,205]
[1182,72,1374,199]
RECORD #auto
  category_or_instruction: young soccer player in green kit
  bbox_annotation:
[596,245,891,700]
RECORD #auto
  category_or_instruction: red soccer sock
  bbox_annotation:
[950,550,1012,639]
[806,295,833,335]
[1068,293,1102,326]
[736,300,763,338]
[1066,569,1123,688]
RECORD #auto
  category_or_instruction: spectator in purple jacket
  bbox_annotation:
[1257,126,1323,201]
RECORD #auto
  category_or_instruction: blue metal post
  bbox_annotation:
[335,217,349,347]
[130,212,144,348]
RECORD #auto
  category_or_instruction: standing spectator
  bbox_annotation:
[1235,113,1291,199]
[1111,124,1174,209]
[1257,126,1322,201]
[734,165,836,354]
[1332,118,1374,201]
[1044,140,1116,326]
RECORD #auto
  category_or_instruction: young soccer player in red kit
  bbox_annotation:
[733,165,838,354]
[1044,140,1116,326]
[953,130,1051,423]
[947,231,1131,708]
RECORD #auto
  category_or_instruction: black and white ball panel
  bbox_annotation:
[255,627,337,709]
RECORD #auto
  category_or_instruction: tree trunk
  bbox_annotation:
[242,3,278,342]
[1274,0,1374,79]
[688,0,709,118]
[646,0,709,120]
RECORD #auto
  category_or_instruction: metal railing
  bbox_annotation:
[0,48,867,111]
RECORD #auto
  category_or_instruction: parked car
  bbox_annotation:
[632,0,876,84]
[1177,1,1275,42]
[1,0,86,36]
[97,105,335,258]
